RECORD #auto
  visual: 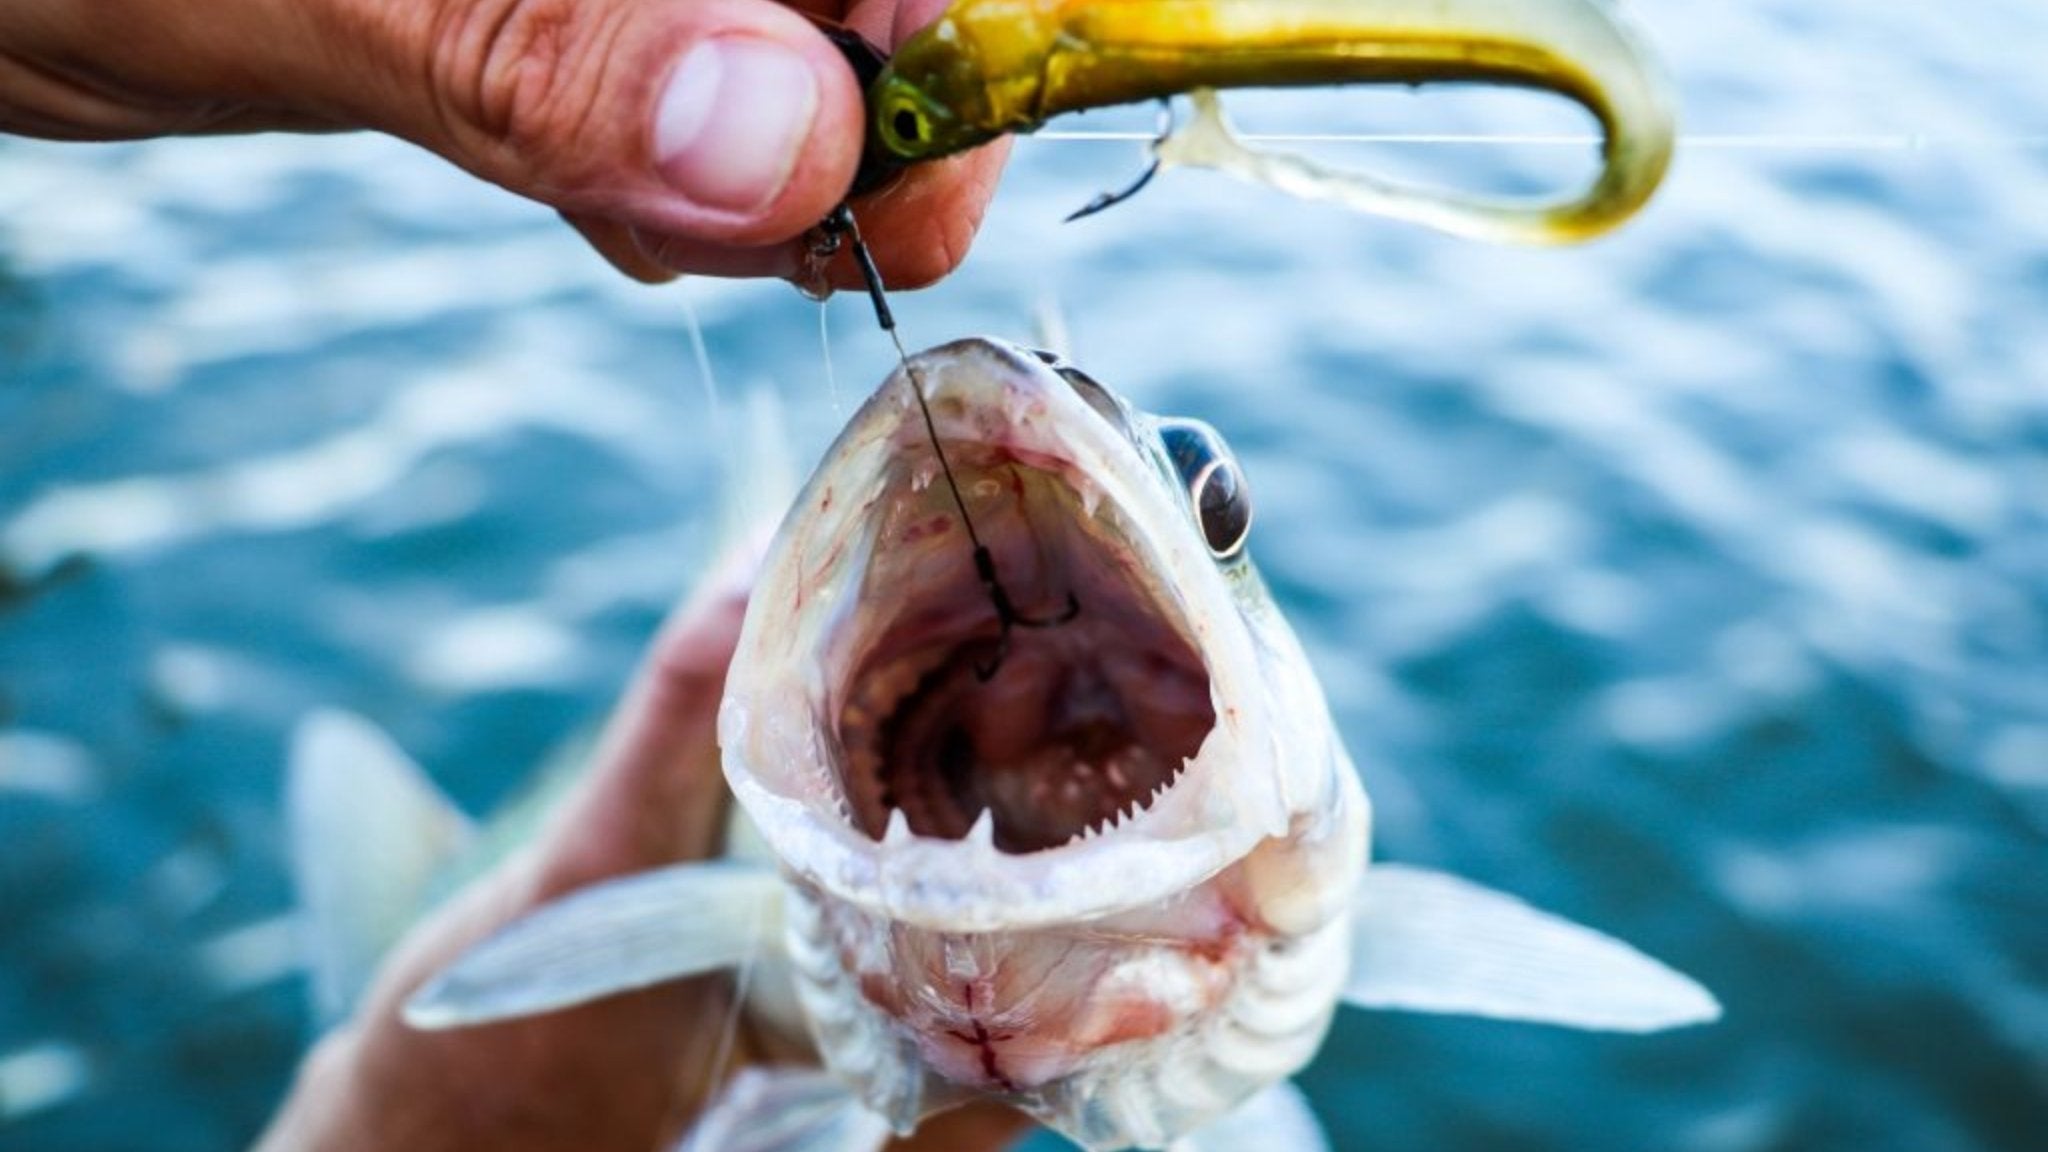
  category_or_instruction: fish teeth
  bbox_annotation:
[883,807,914,847]
[1077,476,1104,519]
[966,808,996,849]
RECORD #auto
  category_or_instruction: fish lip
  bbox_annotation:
[721,337,1293,931]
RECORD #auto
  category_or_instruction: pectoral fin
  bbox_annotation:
[405,860,783,1029]
[1170,1081,1330,1152]
[671,1066,890,1152]
[1343,864,1720,1032]
[289,710,477,1024]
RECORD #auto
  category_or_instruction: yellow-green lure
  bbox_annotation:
[864,0,1677,244]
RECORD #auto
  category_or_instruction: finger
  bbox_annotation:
[632,228,803,281]
[632,138,1006,288]
[841,139,1009,289]
[562,211,682,283]
[269,0,868,250]
[840,0,952,48]
[827,0,1009,289]
[627,0,1008,288]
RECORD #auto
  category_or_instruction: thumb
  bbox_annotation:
[330,0,866,248]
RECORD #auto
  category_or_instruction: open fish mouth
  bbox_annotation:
[834,425,1217,854]
[724,337,1291,927]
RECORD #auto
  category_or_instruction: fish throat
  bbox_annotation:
[838,443,1215,855]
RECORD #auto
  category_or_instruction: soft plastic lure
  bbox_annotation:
[857,0,1677,243]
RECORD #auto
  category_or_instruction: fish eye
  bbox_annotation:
[1158,419,1252,560]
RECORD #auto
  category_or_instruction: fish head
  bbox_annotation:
[720,338,1368,1140]
[720,336,1363,939]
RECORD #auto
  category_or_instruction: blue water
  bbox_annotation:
[4,1,2046,1148]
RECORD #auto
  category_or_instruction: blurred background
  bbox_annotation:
[3,0,2045,1148]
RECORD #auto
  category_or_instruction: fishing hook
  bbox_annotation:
[971,546,1082,682]
[1064,100,1174,223]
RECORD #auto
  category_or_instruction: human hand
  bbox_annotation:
[0,0,1006,288]
[253,575,1029,1151]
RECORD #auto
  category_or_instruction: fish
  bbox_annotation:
[294,338,1717,1151]
[858,0,1677,243]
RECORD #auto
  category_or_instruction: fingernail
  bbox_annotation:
[654,38,818,214]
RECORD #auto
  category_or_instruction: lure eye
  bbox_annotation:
[877,88,936,156]
[1159,419,1252,560]
[892,106,926,145]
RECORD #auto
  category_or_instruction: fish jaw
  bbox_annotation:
[779,804,1363,1147]
[719,337,1342,932]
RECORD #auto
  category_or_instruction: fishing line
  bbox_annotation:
[703,897,764,1100]
[813,205,1080,681]
[680,286,728,446]
[816,298,843,416]
[1032,129,2048,152]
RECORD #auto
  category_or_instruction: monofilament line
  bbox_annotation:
[817,298,842,415]
[703,899,763,1099]
[820,206,987,558]
[679,286,726,444]
[822,204,1082,680]
[1031,129,2048,152]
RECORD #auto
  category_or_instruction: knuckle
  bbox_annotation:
[872,147,1002,289]
[884,243,954,291]
[428,0,621,185]
[887,202,979,290]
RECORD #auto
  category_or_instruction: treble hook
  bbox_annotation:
[1064,100,1173,223]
